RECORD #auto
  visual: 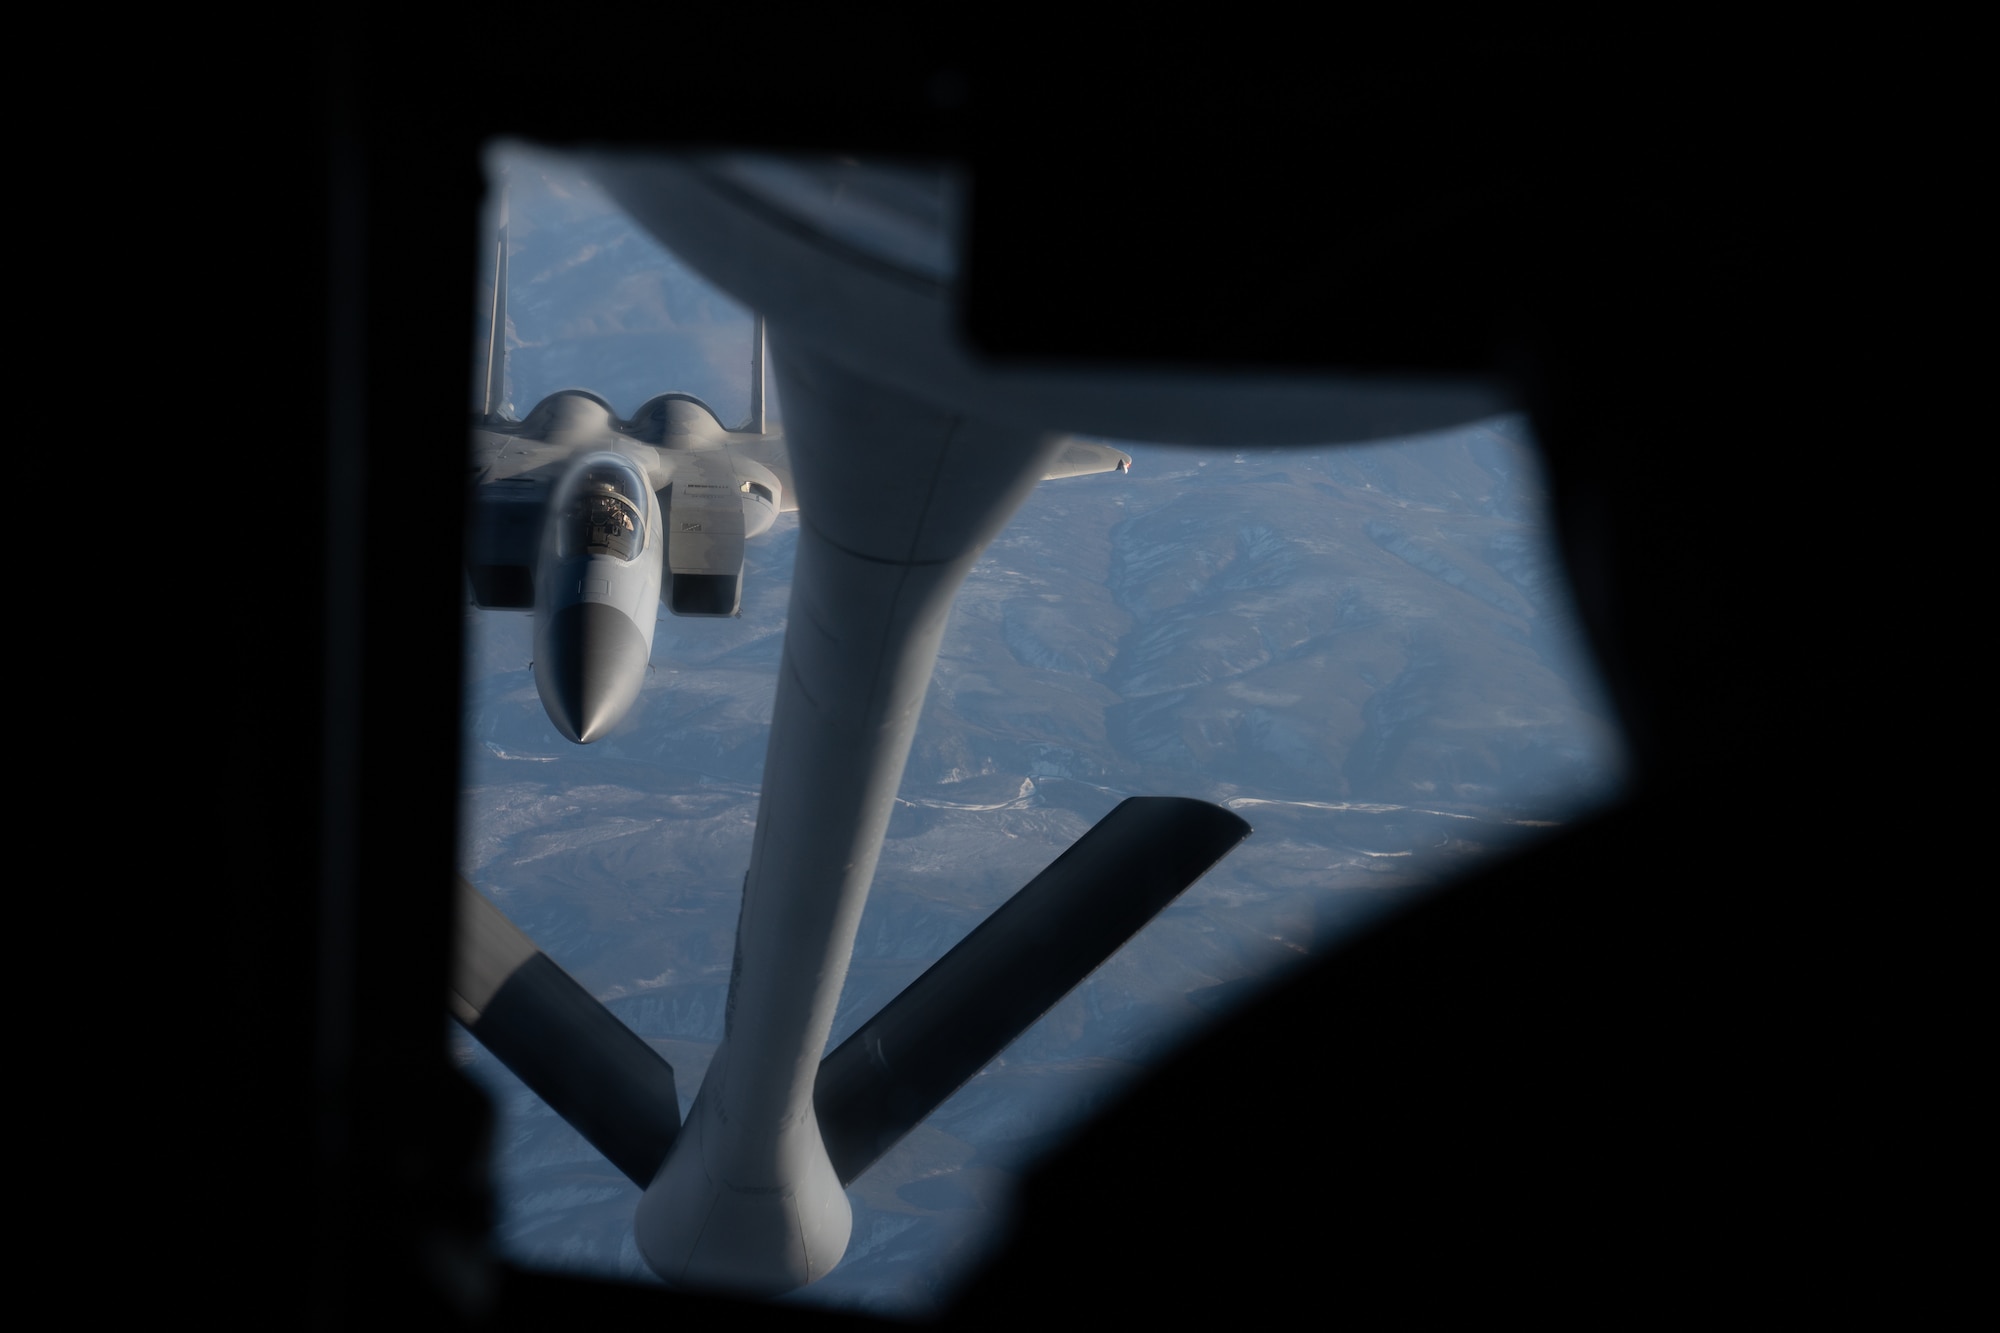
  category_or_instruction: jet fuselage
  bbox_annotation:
[532,450,662,744]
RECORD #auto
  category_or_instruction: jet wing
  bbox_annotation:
[658,450,753,616]
[465,427,570,608]
[1040,437,1133,479]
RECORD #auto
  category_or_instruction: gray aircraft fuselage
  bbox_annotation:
[531,449,661,744]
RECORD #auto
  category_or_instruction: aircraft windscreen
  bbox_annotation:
[560,492,639,560]
[555,458,648,561]
[577,458,647,507]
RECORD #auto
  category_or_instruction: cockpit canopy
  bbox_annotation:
[555,454,650,561]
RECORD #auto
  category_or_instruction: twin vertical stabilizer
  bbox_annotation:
[743,312,766,436]
[476,176,511,421]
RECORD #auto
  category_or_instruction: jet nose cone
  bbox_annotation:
[536,603,650,744]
